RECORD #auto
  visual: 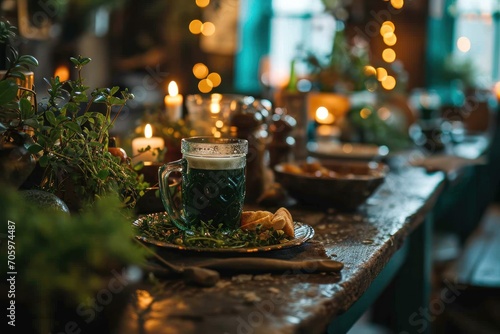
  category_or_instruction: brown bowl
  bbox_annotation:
[274,160,387,211]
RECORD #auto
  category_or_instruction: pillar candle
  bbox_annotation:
[131,124,165,164]
[164,81,183,122]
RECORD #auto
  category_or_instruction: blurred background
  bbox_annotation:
[2,1,500,333]
[2,0,498,142]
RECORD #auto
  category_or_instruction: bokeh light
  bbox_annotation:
[381,76,397,90]
[382,48,396,63]
[364,65,377,76]
[189,20,203,34]
[391,0,404,9]
[196,0,210,8]
[193,63,209,79]
[198,79,213,93]
[201,22,216,36]
[54,65,70,82]
[383,32,397,46]
[360,108,372,119]
[377,67,388,81]
[377,107,392,120]
[457,36,471,53]
[207,72,221,87]
[315,106,335,124]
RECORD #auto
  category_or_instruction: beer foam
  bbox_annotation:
[185,155,245,170]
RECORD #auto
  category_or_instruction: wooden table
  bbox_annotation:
[118,166,445,334]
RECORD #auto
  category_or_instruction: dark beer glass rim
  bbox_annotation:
[181,136,248,156]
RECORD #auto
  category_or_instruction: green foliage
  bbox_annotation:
[304,29,372,92]
[32,58,147,209]
[0,185,146,331]
[0,21,38,137]
[442,55,480,89]
[136,212,291,249]
[0,19,148,209]
[348,106,412,151]
[0,20,16,42]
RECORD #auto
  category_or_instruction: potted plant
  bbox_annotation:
[0,19,149,211]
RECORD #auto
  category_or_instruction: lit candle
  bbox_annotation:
[164,81,183,122]
[308,92,350,121]
[314,106,339,141]
[315,106,335,124]
[131,124,165,164]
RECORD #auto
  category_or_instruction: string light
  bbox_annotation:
[201,22,216,36]
[189,20,203,34]
[379,2,400,90]
[382,48,396,63]
[193,63,209,79]
[196,0,210,7]
[189,1,222,93]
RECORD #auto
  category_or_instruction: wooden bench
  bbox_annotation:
[443,204,500,288]
[436,205,500,332]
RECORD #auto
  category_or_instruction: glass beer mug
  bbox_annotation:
[158,137,248,231]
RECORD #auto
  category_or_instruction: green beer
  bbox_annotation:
[159,137,248,232]
[182,156,245,230]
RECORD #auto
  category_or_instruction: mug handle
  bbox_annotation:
[158,159,188,231]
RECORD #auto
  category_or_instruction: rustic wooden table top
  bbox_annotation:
[119,166,445,334]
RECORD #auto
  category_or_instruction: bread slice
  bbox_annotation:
[274,207,294,238]
[241,208,295,238]
[241,210,274,231]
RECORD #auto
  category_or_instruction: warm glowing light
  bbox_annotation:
[384,33,397,46]
[342,143,353,154]
[381,76,397,90]
[391,0,404,9]
[377,67,388,81]
[382,21,395,31]
[196,0,210,7]
[382,48,396,63]
[54,65,70,81]
[377,107,392,120]
[189,20,203,34]
[457,36,471,53]
[360,108,372,119]
[201,22,216,36]
[214,131,221,138]
[380,25,394,37]
[316,107,328,120]
[144,124,153,139]
[315,106,335,124]
[193,63,209,79]
[198,79,213,93]
[210,102,220,114]
[494,82,500,101]
[136,290,154,310]
[215,120,223,128]
[168,81,179,96]
[211,93,222,102]
[207,72,221,87]
[364,65,377,76]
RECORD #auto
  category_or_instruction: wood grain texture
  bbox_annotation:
[119,167,445,334]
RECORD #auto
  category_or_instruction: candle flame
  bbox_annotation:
[315,106,335,124]
[168,81,179,96]
[144,124,153,138]
[210,102,220,114]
